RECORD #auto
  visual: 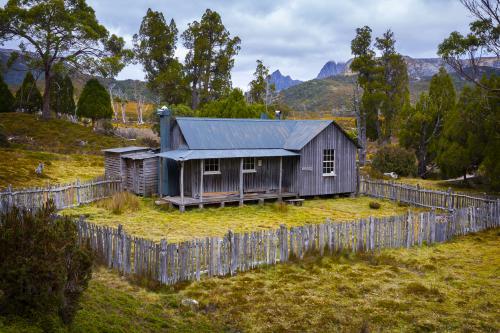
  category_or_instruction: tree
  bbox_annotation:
[399,68,456,177]
[437,75,499,187]
[0,0,131,119]
[375,30,409,140]
[197,88,269,118]
[438,0,499,91]
[182,9,241,109]
[133,81,146,124]
[133,9,188,105]
[0,202,92,325]
[49,73,75,117]
[248,60,270,104]
[350,26,384,163]
[77,79,113,127]
[0,72,14,113]
[15,72,42,113]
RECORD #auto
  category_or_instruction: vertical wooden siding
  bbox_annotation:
[298,124,357,196]
[184,157,298,197]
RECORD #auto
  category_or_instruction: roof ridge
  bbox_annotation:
[176,117,330,123]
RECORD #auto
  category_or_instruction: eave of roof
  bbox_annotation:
[156,149,299,161]
[102,146,149,153]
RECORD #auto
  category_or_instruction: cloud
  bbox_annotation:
[2,0,472,89]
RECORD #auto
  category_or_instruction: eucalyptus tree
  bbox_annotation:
[182,9,241,109]
[0,0,131,119]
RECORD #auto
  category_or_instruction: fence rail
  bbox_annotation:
[360,177,497,210]
[0,176,123,213]
[76,200,500,286]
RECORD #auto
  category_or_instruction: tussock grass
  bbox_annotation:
[5,229,496,332]
[96,192,140,215]
[63,196,417,242]
[369,201,381,209]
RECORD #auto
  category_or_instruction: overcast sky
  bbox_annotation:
[2,0,472,89]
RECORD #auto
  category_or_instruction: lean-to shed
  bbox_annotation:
[121,151,159,196]
[103,146,150,179]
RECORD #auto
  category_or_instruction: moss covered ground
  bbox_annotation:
[63,196,420,242]
[1,229,497,332]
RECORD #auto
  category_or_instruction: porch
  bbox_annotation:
[159,190,298,210]
[156,148,300,212]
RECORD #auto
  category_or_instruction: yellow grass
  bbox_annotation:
[0,148,104,189]
[62,196,418,242]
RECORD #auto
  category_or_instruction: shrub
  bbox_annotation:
[97,191,140,214]
[0,124,9,147]
[0,202,92,325]
[372,145,417,177]
[369,201,381,209]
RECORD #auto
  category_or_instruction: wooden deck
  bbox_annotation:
[159,191,298,211]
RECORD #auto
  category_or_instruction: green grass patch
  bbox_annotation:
[63,196,419,242]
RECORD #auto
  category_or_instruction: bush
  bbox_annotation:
[369,201,381,209]
[0,202,92,325]
[372,145,417,177]
[97,191,140,214]
[0,124,9,147]
[272,201,289,213]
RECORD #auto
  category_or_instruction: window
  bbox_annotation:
[204,159,220,175]
[243,157,256,172]
[323,149,335,176]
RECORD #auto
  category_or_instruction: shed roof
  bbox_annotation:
[121,151,158,160]
[156,149,299,161]
[175,117,359,150]
[102,146,149,154]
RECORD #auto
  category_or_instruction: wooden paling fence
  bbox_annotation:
[0,176,123,213]
[360,177,497,210]
[75,201,500,285]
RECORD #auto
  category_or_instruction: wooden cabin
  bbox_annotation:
[157,108,360,211]
[103,146,150,179]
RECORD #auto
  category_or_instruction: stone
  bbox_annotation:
[181,298,199,309]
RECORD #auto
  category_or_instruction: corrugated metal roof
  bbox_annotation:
[121,151,158,160]
[102,146,149,154]
[156,149,299,161]
[175,118,333,150]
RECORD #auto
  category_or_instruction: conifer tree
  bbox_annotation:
[0,72,14,113]
[77,79,112,127]
[14,72,42,113]
[50,73,75,116]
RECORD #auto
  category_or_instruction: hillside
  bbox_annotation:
[0,113,129,188]
[281,72,473,115]
[0,48,155,102]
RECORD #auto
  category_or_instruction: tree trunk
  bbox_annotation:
[191,81,199,110]
[417,147,427,178]
[357,112,367,166]
[121,102,126,123]
[42,69,52,119]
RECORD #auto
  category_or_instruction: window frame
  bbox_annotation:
[322,149,336,176]
[242,157,256,173]
[203,158,221,175]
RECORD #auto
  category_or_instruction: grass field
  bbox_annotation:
[0,113,129,189]
[1,228,497,332]
[63,196,418,242]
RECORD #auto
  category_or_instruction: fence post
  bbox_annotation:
[447,188,453,211]
[279,224,288,263]
[76,178,81,206]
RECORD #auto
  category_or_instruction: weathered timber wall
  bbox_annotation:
[298,123,357,196]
